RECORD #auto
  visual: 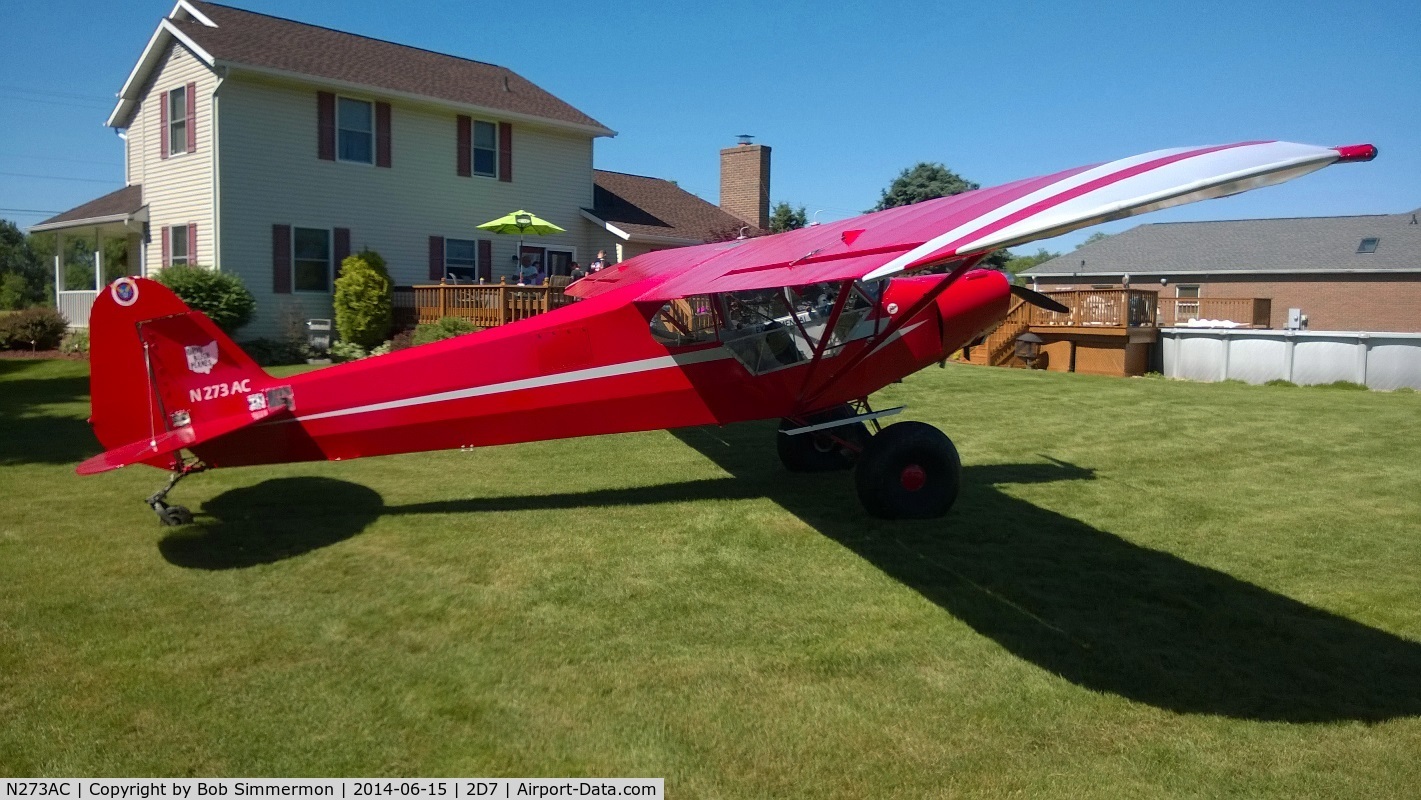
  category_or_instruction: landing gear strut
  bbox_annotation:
[146,459,206,526]
[776,403,871,472]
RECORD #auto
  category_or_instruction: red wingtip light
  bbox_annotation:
[1333,144,1378,163]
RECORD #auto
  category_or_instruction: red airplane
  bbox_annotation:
[78,140,1376,525]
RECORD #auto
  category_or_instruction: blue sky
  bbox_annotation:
[1,0,1416,252]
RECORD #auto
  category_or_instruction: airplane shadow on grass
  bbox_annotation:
[165,421,1421,723]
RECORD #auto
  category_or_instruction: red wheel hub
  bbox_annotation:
[899,464,927,492]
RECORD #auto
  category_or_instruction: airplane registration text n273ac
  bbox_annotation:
[77,140,1377,525]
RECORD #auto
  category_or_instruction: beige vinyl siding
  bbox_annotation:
[218,73,600,338]
[128,43,217,273]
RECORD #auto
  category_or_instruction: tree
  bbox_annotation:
[872,163,979,212]
[1003,248,1060,283]
[0,220,47,309]
[768,202,808,233]
[1078,232,1111,249]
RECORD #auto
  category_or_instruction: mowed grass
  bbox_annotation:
[2,357,1420,796]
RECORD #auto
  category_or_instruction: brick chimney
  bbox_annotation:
[720,136,770,230]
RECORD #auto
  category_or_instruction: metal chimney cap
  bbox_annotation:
[736,134,754,145]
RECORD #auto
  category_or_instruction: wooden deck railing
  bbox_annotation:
[393,279,575,329]
[1157,297,1271,327]
[1028,289,1159,328]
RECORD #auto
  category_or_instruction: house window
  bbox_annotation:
[1176,285,1200,319]
[293,227,331,292]
[337,97,374,164]
[445,238,478,281]
[472,120,497,177]
[1358,237,1379,254]
[170,225,189,266]
[168,86,188,156]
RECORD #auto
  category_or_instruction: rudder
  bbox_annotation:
[87,277,271,470]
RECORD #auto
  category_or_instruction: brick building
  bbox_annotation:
[1023,209,1421,333]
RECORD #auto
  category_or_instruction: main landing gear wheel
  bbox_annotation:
[854,421,961,519]
[777,404,871,472]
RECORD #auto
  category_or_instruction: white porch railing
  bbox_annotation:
[57,291,99,328]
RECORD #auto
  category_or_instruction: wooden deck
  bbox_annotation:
[966,289,1272,376]
[394,278,576,330]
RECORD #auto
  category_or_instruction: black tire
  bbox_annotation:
[854,422,961,519]
[777,405,870,472]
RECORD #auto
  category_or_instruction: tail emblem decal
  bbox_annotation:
[111,278,139,306]
[185,341,219,374]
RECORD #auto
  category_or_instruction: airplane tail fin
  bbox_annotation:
[79,277,276,475]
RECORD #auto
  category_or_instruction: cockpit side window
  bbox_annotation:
[649,295,720,348]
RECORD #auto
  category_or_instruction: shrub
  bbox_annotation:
[391,329,416,351]
[413,317,476,346]
[241,338,311,367]
[156,265,256,333]
[0,306,68,350]
[333,249,392,350]
[1264,379,1297,388]
[329,339,368,362]
[370,340,394,357]
[1318,380,1369,391]
[59,330,90,355]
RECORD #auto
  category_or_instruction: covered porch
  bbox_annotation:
[29,185,147,328]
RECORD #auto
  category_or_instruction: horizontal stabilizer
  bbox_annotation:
[76,400,291,475]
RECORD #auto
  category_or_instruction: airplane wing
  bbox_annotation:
[565,141,1375,303]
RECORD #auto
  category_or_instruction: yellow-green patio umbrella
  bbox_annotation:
[476,211,565,276]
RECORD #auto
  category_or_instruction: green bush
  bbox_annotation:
[1264,379,1298,387]
[0,306,68,350]
[240,338,311,367]
[156,265,256,333]
[333,250,392,350]
[329,339,368,362]
[59,330,90,355]
[1318,380,1369,391]
[412,317,476,346]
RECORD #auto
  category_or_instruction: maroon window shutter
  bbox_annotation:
[273,224,292,294]
[375,102,391,168]
[428,236,445,281]
[477,239,492,282]
[188,223,198,265]
[186,81,197,153]
[161,226,170,267]
[456,116,471,177]
[159,90,170,160]
[498,122,512,182]
[334,227,351,277]
[317,91,336,161]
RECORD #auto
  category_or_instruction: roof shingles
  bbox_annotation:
[1025,211,1421,276]
[172,2,609,133]
[590,170,761,243]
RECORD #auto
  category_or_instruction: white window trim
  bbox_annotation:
[444,237,480,279]
[336,95,375,166]
[470,119,498,179]
[170,224,190,266]
[168,85,189,157]
[291,226,333,294]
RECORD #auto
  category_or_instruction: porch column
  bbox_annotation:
[93,226,104,291]
[53,232,63,303]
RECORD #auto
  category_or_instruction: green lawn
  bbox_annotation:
[2,358,1419,795]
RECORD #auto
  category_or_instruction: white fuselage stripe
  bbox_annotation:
[295,347,736,422]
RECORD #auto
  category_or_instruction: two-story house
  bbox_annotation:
[35,1,768,340]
